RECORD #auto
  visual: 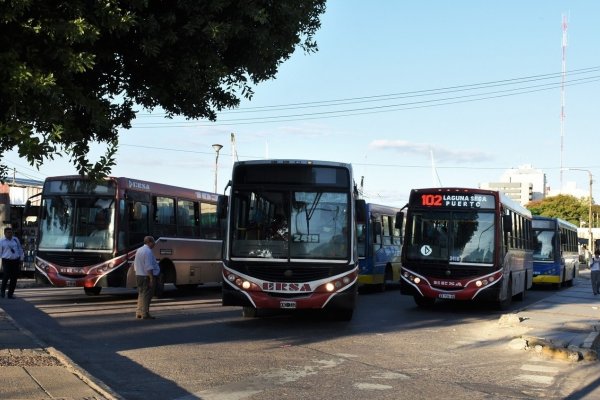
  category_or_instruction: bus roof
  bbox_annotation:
[532,215,578,230]
[233,159,352,169]
[43,175,218,202]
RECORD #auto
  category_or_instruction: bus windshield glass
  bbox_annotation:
[533,229,555,261]
[231,190,349,260]
[38,196,116,251]
[406,210,495,264]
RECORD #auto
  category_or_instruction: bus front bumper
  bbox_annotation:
[400,267,503,301]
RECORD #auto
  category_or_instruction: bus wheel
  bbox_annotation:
[84,287,102,296]
[154,272,165,298]
[242,306,258,318]
[175,284,197,292]
[378,266,393,292]
[497,278,512,310]
[565,268,575,287]
[514,277,526,301]
[414,295,435,308]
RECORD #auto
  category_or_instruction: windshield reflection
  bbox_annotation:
[406,211,495,264]
[231,190,349,260]
[38,196,115,251]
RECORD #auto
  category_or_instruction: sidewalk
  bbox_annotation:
[0,305,119,400]
[508,268,600,361]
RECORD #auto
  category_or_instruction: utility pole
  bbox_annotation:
[559,14,568,191]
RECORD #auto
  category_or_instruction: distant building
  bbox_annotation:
[480,181,532,205]
[480,164,546,206]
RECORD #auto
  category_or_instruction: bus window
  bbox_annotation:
[154,196,176,236]
[200,202,219,239]
[129,202,149,246]
[178,199,197,237]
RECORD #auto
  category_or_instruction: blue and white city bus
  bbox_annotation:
[532,216,579,288]
[356,202,402,292]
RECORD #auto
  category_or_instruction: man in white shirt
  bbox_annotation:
[0,227,24,299]
[133,236,160,319]
[590,249,600,296]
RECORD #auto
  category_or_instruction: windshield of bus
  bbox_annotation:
[406,210,495,264]
[231,190,349,260]
[38,196,116,251]
[533,229,555,261]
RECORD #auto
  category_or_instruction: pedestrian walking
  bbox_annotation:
[134,236,160,319]
[590,249,600,296]
[0,227,24,299]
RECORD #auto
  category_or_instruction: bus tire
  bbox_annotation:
[175,284,197,292]
[514,276,526,301]
[154,272,165,298]
[497,278,512,310]
[566,268,575,287]
[84,287,102,296]
[242,306,258,318]
[414,295,435,308]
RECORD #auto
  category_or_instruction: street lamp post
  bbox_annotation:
[212,144,223,193]
[564,168,593,251]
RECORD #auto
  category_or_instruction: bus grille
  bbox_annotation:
[244,265,344,283]
[40,252,108,268]
[408,265,482,279]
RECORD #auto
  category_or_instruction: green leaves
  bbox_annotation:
[0,0,326,181]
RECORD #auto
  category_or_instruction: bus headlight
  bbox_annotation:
[325,283,335,292]
[414,277,421,284]
[242,281,251,290]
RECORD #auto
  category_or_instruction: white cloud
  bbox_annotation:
[368,139,491,163]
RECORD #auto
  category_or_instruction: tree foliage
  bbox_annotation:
[0,0,326,180]
[526,194,592,227]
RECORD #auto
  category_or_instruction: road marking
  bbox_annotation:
[516,374,555,385]
[520,364,559,374]
[354,383,393,390]
[184,358,346,400]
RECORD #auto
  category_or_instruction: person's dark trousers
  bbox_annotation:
[1,259,20,298]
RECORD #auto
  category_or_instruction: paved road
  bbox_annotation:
[3,279,597,400]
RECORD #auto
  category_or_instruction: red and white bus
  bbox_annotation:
[34,176,222,295]
[219,160,360,320]
[399,187,533,309]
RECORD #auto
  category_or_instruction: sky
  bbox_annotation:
[5,1,600,208]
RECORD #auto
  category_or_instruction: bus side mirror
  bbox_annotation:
[502,214,512,233]
[355,199,366,222]
[395,211,404,231]
[217,195,228,219]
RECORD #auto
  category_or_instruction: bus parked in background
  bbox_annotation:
[400,187,533,309]
[356,202,402,292]
[532,216,579,288]
[219,160,360,320]
[35,176,222,295]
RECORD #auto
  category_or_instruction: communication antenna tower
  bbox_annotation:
[560,14,568,191]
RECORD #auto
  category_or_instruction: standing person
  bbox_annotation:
[134,236,160,319]
[590,249,600,296]
[0,227,24,299]
[582,244,592,266]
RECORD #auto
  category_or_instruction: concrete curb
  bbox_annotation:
[522,335,598,362]
[2,308,123,400]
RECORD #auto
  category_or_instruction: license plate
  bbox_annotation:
[438,293,455,299]
[65,281,76,287]
[280,301,297,309]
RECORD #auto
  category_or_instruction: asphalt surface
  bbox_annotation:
[0,270,599,400]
